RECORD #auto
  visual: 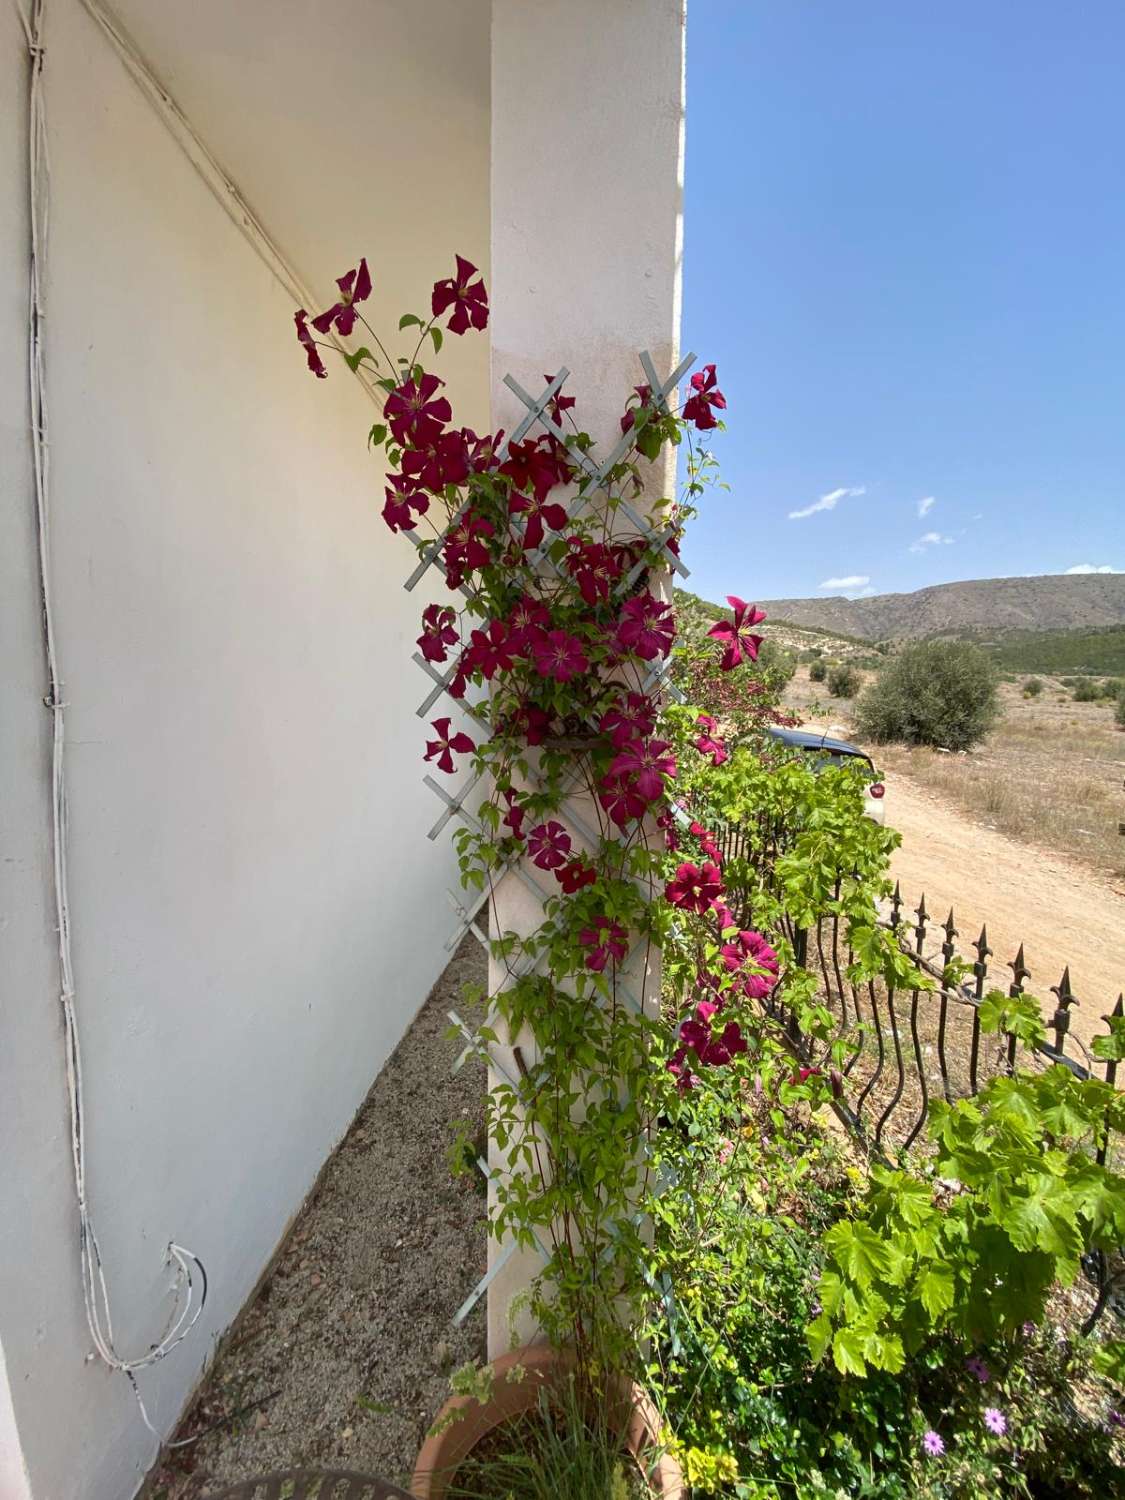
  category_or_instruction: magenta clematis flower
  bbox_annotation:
[579,917,629,972]
[600,693,657,749]
[311,258,372,339]
[431,255,489,335]
[294,309,328,378]
[443,512,495,587]
[531,630,589,683]
[689,820,723,863]
[665,861,724,914]
[983,1408,1007,1437]
[418,603,459,664]
[501,788,526,841]
[382,474,429,533]
[509,488,569,551]
[619,383,654,434]
[401,429,471,493]
[527,821,571,871]
[504,595,552,653]
[462,620,516,681]
[667,1047,702,1093]
[922,1431,945,1458]
[424,717,475,775]
[712,901,738,933]
[707,596,766,672]
[499,435,570,503]
[616,593,676,662]
[609,739,676,803]
[681,363,726,430]
[384,373,453,449]
[565,539,625,607]
[545,376,576,428]
[681,1011,747,1067]
[598,774,649,829]
[721,929,780,999]
[556,857,597,894]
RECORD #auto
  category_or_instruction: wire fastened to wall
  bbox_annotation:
[15,0,207,1442]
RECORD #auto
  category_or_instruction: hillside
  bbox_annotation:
[752,573,1125,641]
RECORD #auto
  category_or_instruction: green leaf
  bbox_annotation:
[343,345,373,372]
[917,1262,955,1321]
[806,1312,833,1365]
[824,1220,892,1289]
[398,312,423,330]
[1092,1015,1125,1062]
[832,1327,868,1377]
[367,423,388,448]
[429,325,443,354]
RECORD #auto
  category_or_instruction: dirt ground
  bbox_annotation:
[884,773,1125,1055]
[781,664,1125,1054]
[147,938,488,1500]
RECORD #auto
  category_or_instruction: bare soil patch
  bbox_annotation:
[147,938,488,1499]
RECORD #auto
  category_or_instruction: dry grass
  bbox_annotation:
[784,671,1125,880]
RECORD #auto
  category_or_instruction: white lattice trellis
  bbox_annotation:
[397,353,696,1326]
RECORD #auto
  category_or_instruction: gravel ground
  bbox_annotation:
[147,938,487,1499]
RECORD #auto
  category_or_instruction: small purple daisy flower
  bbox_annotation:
[966,1355,991,1384]
[923,1430,945,1457]
[984,1407,1007,1436]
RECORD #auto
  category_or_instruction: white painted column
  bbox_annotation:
[486,0,687,1356]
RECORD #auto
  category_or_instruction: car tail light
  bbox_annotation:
[868,782,885,799]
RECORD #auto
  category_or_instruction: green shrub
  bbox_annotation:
[1116,684,1125,728]
[854,640,999,751]
[827,664,861,698]
[808,659,827,683]
[1023,677,1043,698]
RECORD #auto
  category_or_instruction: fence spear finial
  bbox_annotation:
[1009,943,1030,992]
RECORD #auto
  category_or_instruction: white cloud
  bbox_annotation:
[917,495,935,518]
[788,485,866,520]
[819,574,870,590]
[1064,563,1121,575]
[909,530,954,553]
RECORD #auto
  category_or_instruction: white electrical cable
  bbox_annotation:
[16,0,207,1442]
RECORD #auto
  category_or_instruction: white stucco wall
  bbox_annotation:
[486,0,687,1355]
[1,3,489,1497]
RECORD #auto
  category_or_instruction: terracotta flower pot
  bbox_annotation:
[411,1343,684,1499]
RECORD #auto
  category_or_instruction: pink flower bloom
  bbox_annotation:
[401,429,471,492]
[294,309,327,378]
[689,821,723,863]
[712,901,737,933]
[431,254,489,335]
[531,630,589,683]
[579,917,629,972]
[680,1003,747,1067]
[619,383,653,434]
[499,436,570,503]
[667,1046,702,1093]
[509,488,569,551]
[707,596,767,672]
[556,857,596,894]
[443,512,495,586]
[424,717,475,775]
[384,373,452,449]
[983,1408,1007,1437]
[381,474,429,534]
[616,593,676,661]
[565,539,625,606]
[609,739,676,802]
[922,1430,945,1458]
[462,620,516,681]
[681,363,726,430]
[721,929,780,999]
[504,594,552,653]
[501,789,526,840]
[966,1356,991,1384]
[311,257,372,338]
[694,714,729,766]
[665,861,724,913]
[545,376,576,427]
[598,774,648,829]
[418,603,459,664]
[527,821,571,871]
[600,693,658,749]
[717,1137,735,1166]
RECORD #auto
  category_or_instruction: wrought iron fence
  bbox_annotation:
[714,819,1124,1156]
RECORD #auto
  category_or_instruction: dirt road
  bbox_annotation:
[885,772,1125,1053]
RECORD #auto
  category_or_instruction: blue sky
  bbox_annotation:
[680,1,1125,603]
